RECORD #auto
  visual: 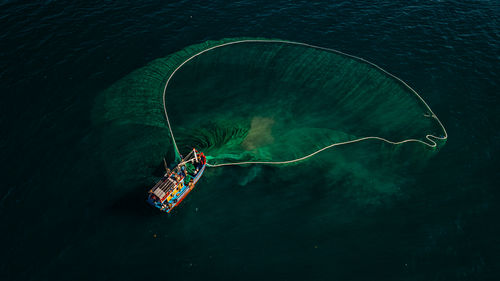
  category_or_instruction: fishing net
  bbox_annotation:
[93,38,446,187]
[164,39,446,167]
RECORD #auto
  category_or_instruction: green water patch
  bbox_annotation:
[92,38,446,200]
[164,39,446,166]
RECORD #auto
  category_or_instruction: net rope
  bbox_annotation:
[162,39,448,168]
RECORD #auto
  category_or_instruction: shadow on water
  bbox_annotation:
[105,153,175,217]
[108,185,161,217]
[107,161,169,218]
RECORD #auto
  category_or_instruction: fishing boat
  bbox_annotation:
[147,148,206,213]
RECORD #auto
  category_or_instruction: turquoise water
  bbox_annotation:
[1,1,499,280]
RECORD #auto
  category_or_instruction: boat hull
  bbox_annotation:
[165,164,205,213]
[147,149,206,213]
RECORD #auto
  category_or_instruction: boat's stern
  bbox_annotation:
[146,193,159,207]
[147,193,170,212]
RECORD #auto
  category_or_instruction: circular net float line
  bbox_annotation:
[162,39,448,168]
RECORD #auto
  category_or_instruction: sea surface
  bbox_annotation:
[1,1,499,280]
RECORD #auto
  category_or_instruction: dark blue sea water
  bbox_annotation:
[1,1,499,280]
